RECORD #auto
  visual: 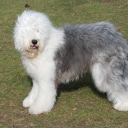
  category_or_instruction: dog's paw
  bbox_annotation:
[23,96,33,108]
[28,104,45,115]
[28,101,53,115]
[114,101,128,111]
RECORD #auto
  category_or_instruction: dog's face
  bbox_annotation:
[14,10,52,58]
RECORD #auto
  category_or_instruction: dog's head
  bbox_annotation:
[13,10,52,58]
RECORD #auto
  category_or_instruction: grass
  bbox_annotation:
[0,0,128,127]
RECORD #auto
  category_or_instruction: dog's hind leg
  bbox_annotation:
[91,57,128,111]
[91,63,109,93]
[107,57,128,111]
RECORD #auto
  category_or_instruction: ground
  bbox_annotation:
[0,0,128,127]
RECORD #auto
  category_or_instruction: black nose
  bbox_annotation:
[32,39,37,45]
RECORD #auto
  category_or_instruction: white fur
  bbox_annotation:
[14,10,64,114]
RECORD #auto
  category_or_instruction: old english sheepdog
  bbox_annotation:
[13,10,128,115]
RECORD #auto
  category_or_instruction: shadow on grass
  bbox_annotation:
[57,73,107,99]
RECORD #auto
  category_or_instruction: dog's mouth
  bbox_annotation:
[30,45,39,50]
[30,45,37,49]
[25,44,39,58]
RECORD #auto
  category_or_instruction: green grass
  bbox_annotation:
[0,0,128,127]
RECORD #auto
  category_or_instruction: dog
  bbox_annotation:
[13,10,128,115]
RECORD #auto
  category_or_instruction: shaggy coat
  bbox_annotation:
[14,10,128,115]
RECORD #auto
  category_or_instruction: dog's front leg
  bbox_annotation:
[23,80,39,108]
[28,79,57,115]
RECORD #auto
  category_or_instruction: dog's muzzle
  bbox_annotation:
[30,39,39,50]
[24,39,40,58]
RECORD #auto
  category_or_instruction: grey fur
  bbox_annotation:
[55,22,127,82]
[55,22,128,110]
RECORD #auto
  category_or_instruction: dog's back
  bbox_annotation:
[55,22,128,83]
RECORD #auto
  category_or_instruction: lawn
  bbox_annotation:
[0,0,128,127]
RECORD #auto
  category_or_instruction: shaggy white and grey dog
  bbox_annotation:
[14,10,128,115]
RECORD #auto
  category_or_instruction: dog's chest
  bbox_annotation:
[22,57,42,78]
